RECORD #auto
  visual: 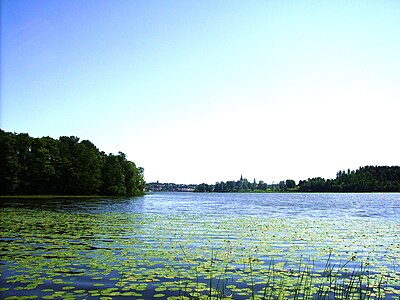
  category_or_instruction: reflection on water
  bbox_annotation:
[140,192,400,220]
[0,193,399,299]
[0,196,141,213]
[3,192,399,219]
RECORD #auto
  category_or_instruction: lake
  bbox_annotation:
[1,193,399,299]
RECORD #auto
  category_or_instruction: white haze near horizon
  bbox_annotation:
[1,1,399,184]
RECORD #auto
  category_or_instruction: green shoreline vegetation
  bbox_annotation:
[0,195,104,199]
[0,130,145,197]
[194,166,400,193]
[2,129,400,196]
[1,130,399,299]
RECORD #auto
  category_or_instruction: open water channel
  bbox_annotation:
[0,193,399,299]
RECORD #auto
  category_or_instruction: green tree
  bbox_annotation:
[15,133,33,193]
[0,130,145,196]
[195,183,209,192]
[118,152,145,196]
[285,179,296,189]
[101,154,126,196]
[242,178,249,191]
[0,130,20,194]
[27,137,59,194]
[257,180,267,191]
[278,181,287,192]
[57,136,80,194]
[73,140,103,195]
[251,179,257,191]
[214,182,221,192]
[225,181,236,192]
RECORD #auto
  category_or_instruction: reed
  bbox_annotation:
[177,245,393,299]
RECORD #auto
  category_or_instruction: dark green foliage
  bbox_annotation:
[251,178,257,191]
[298,166,400,192]
[0,129,145,196]
[195,167,400,193]
[0,131,20,194]
[194,176,287,193]
[101,153,127,196]
[257,180,268,190]
[195,183,214,192]
[298,177,327,192]
[285,179,296,189]
[26,137,60,194]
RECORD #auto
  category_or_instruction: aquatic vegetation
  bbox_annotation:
[0,207,399,299]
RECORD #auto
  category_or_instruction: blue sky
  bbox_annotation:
[1,0,400,184]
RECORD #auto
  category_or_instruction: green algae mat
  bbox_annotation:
[0,207,399,299]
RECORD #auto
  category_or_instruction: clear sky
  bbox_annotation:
[1,0,400,184]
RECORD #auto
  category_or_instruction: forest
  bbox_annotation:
[195,166,400,193]
[2,130,399,195]
[194,176,296,193]
[298,166,400,192]
[0,130,145,196]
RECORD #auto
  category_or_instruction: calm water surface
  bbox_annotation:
[2,192,400,219]
[1,193,399,299]
[132,192,400,220]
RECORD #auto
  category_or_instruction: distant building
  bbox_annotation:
[145,182,197,192]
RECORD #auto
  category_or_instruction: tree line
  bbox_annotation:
[298,166,400,192]
[194,175,297,193]
[195,166,400,193]
[0,130,145,196]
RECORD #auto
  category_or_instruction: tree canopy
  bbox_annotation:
[0,130,145,196]
[194,176,294,193]
[194,166,400,193]
[298,166,400,192]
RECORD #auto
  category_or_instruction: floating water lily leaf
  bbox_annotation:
[1,199,399,299]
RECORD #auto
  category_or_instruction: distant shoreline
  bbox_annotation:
[0,195,106,199]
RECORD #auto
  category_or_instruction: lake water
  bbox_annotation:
[1,193,399,299]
